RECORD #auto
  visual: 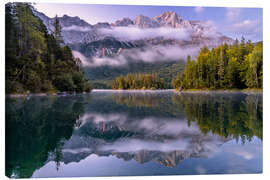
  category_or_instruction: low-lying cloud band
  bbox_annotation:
[72,45,200,67]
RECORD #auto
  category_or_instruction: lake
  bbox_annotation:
[5,90,262,178]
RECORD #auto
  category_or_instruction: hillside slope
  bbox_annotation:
[5,3,91,93]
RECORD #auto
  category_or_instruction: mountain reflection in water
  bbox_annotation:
[6,91,262,178]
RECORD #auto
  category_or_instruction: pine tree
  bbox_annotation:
[218,47,225,88]
[53,15,64,45]
[245,43,263,88]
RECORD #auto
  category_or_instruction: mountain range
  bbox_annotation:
[33,10,233,57]
[33,9,234,88]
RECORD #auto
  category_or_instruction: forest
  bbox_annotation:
[5,3,92,94]
[112,73,167,90]
[172,38,263,90]
[109,38,263,90]
[85,61,185,89]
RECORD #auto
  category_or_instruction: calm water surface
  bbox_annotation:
[5,90,262,178]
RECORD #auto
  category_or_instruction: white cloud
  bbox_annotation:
[62,25,92,32]
[195,7,204,13]
[234,151,254,160]
[222,18,262,41]
[200,20,220,37]
[72,51,91,66]
[196,166,207,174]
[226,20,261,39]
[76,113,128,128]
[73,45,201,67]
[75,113,202,137]
[98,26,191,41]
[100,138,189,152]
[88,56,128,67]
[232,20,259,32]
[226,8,242,22]
[224,146,256,160]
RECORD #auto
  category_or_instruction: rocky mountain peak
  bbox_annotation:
[133,14,160,28]
[57,14,91,28]
[112,17,134,27]
[93,22,111,29]
[161,11,179,19]
[153,11,183,28]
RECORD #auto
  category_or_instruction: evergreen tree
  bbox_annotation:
[218,47,225,88]
[172,38,262,90]
[112,73,167,90]
[5,3,92,94]
[244,42,263,88]
[53,15,64,45]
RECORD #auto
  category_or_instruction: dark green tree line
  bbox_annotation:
[172,38,263,90]
[112,73,167,90]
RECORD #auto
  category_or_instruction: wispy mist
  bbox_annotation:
[72,45,200,67]
[63,25,92,32]
[99,26,191,41]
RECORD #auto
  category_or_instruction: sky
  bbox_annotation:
[34,3,263,42]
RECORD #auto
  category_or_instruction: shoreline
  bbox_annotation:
[6,88,262,98]
[92,88,262,94]
[92,89,175,93]
[6,91,92,98]
[178,88,263,94]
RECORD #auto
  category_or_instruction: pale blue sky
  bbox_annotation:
[34,3,263,42]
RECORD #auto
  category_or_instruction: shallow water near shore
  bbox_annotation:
[6,90,262,178]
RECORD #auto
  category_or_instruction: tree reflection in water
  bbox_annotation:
[5,95,90,178]
[172,93,262,142]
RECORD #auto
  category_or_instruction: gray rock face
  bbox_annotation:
[33,10,92,33]
[153,11,184,28]
[112,18,134,27]
[133,14,160,28]
[61,14,91,27]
